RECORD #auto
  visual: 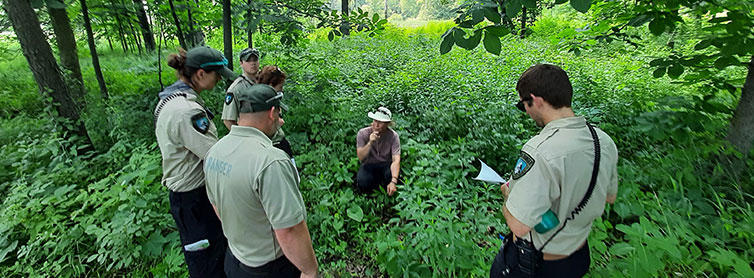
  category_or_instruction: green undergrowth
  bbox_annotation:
[1,15,752,278]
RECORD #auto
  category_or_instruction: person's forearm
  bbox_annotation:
[356,143,372,162]
[503,205,531,237]
[389,160,400,183]
[275,220,318,276]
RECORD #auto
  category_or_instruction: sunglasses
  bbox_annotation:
[515,97,533,112]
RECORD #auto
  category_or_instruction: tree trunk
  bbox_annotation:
[341,0,349,36]
[80,0,109,100]
[110,1,129,53]
[47,6,86,105]
[168,0,187,49]
[384,0,387,20]
[186,1,195,47]
[246,0,253,48]
[726,56,754,156]
[520,7,527,39]
[133,0,156,51]
[105,24,114,51]
[127,18,143,54]
[222,0,233,70]
[4,0,93,151]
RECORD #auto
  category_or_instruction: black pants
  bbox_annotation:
[224,248,300,278]
[274,137,293,158]
[356,162,392,193]
[169,186,227,278]
[489,236,590,278]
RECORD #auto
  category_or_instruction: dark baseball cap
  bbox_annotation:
[240,48,260,61]
[185,46,237,80]
[237,84,289,113]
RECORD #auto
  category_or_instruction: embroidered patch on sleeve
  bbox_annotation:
[224,93,234,105]
[191,113,210,134]
[511,151,535,180]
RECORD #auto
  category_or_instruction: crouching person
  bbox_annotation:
[356,106,401,196]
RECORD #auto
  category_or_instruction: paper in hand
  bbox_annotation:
[473,159,507,184]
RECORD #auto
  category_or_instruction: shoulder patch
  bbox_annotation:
[224,93,234,105]
[191,113,210,134]
[511,151,535,180]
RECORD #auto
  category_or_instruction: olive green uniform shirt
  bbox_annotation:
[505,116,618,255]
[204,126,306,267]
[221,75,285,143]
[155,87,218,192]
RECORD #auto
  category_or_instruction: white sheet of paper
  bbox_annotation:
[473,159,507,184]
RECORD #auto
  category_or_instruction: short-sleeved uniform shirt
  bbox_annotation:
[505,116,618,255]
[356,127,400,165]
[204,126,306,267]
[155,80,218,192]
[221,74,285,143]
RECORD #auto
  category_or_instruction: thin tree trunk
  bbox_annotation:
[133,0,156,51]
[128,18,143,54]
[520,7,527,38]
[81,0,109,99]
[222,0,232,70]
[186,1,195,47]
[47,6,86,105]
[4,0,93,151]
[110,1,129,53]
[105,24,114,51]
[726,56,754,156]
[341,0,349,36]
[168,0,187,49]
[246,0,253,48]
[384,0,387,20]
[157,18,164,90]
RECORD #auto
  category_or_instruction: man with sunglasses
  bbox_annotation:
[205,84,318,278]
[490,64,618,278]
[356,107,401,196]
[222,48,260,130]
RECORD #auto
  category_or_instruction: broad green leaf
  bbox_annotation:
[440,30,455,54]
[555,0,568,4]
[45,0,66,9]
[648,18,665,35]
[505,0,522,18]
[523,0,537,9]
[372,13,379,23]
[570,0,591,13]
[486,25,509,37]
[328,30,334,41]
[30,0,44,8]
[628,14,652,27]
[0,240,18,263]
[483,7,501,23]
[464,30,483,50]
[609,242,634,256]
[714,56,738,69]
[694,40,712,50]
[471,8,485,25]
[667,63,684,78]
[347,205,364,222]
[483,31,501,55]
[652,67,667,78]
[453,28,469,49]
[649,58,667,67]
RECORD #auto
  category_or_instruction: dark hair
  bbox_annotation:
[516,64,572,108]
[256,65,287,87]
[167,48,201,81]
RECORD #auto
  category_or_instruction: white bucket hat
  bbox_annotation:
[367,106,392,122]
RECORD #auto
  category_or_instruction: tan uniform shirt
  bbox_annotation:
[356,127,400,164]
[155,83,218,192]
[204,126,306,267]
[221,74,285,143]
[505,116,618,255]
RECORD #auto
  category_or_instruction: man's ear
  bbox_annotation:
[268,107,277,121]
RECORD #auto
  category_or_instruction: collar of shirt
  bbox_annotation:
[229,125,272,145]
[542,116,586,133]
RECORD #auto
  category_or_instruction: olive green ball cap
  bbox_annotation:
[237,84,289,113]
[185,46,237,80]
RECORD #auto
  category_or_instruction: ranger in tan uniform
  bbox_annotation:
[222,47,259,130]
[204,84,318,278]
[490,64,618,278]
[155,46,236,278]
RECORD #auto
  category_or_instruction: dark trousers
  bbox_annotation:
[356,162,392,193]
[169,186,227,278]
[274,137,293,158]
[490,237,590,278]
[224,248,300,278]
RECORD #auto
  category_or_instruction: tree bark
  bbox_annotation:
[133,0,156,51]
[384,0,387,20]
[168,0,187,49]
[341,0,349,36]
[4,0,93,151]
[222,0,233,70]
[520,7,527,39]
[110,1,129,53]
[726,56,754,156]
[80,0,109,100]
[246,0,253,48]
[47,6,86,105]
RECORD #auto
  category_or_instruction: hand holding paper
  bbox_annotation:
[473,159,507,184]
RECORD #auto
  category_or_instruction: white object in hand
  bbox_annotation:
[184,239,210,252]
[473,159,507,184]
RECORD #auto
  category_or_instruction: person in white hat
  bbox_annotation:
[355,106,401,196]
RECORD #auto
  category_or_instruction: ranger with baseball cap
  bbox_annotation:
[356,106,402,196]
[154,45,236,278]
[205,84,317,278]
[222,47,260,130]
